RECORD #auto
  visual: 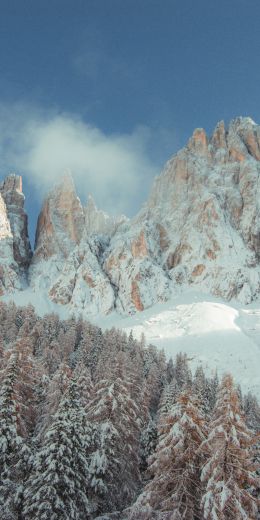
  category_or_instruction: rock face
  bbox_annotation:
[0,174,32,294]
[142,117,260,303]
[33,173,85,261]
[103,117,260,310]
[0,117,259,314]
[29,175,116,315]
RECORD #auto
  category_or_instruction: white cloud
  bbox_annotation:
[0,103,161,216]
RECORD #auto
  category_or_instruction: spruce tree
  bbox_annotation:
[87,352,141,514]
[23,378,92,520]
[0,352,30,519]
[134,389,206,519]
[201,373,259,520]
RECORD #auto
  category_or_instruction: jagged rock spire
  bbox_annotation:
[1,117,260,311]
[0,173,32,294]
[33,171,85,260]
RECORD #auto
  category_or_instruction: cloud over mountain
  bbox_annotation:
[0,102,158,215]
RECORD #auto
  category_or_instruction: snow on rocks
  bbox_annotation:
[29,177,117,314]
[0,174,31,294]
[1,116,260,315]
[104,221,171,314]
[48,240,115,315]
[141,117,260,304]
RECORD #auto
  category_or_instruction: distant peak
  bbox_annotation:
[1,173,23,194]
[43,171,78,203]
[59,169,75,190]
[187,127,208,155]
[229,116,257,130]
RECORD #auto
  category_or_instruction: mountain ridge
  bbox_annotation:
[0,116,259,315]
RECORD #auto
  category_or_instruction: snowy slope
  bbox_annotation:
[4,287,260,397]
[92,291,260,398]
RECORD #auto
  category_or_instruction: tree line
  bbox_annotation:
[0,302,259,519]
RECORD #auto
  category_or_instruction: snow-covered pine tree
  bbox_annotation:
[12,339,42,437]
[139,417,158,473]
[173,352,192,390]
[38,361,71,436]
[57,316,77,364]
[87,351,141,514]
[133,389,206,519]
[43,338,64,375]
[193,365,213,417]
[0,351,30,519]
[75,321,94,367]
[86,324,105,377]
[166,357,174,383]
[23,377,93,520]
[201,373,259,520]
[93,328,118,382]
[2,302,19,344]
[74,360,94,408]
[159,378,180,418]
[244,392,260,433]
[243,392,260,514]
[144,356,166,415]
[207,370,219,413]
[16,304,37,340]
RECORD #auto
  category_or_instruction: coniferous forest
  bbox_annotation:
[0,301,259,519]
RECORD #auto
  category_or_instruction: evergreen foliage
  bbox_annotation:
[0,302,258,519]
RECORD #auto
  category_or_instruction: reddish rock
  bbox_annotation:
[131,278,144,312]
[131,231,148,258]
[210,120,227,150]
[188,128,208,156]
[33,173,84,261]
[191,264,205,277]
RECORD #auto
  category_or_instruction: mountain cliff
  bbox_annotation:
[0,174,32,295]
[0,117,259,315]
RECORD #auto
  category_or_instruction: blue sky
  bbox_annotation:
[0,0,260,242]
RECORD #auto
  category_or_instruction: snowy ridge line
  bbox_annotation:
[0,116,260,316]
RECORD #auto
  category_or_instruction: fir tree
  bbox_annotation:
[139,417,158,473]
[244,391,260,432]
[135,389,206,519]
[201,373,259,520]
[87,352,141,514]
[193,365,212,417]
[0,352,30,519]
[173,352,192,390]
[39,362,71,436]
[74,360,94,407]
[23,378,92,520]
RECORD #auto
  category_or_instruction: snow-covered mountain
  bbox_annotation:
[1,116,259,315]
[1,116,260,396]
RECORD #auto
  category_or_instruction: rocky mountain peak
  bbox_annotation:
[0,116,259,314]
[1,173,23,197]
[0,173,31,294]
[142,117,260,304]
[33,172,84,261]
[84,194,127,237]
[0,173,31,270]
[188,127,208,156]
[210,120,227,151]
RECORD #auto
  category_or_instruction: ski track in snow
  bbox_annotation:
[5,289,260,398]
